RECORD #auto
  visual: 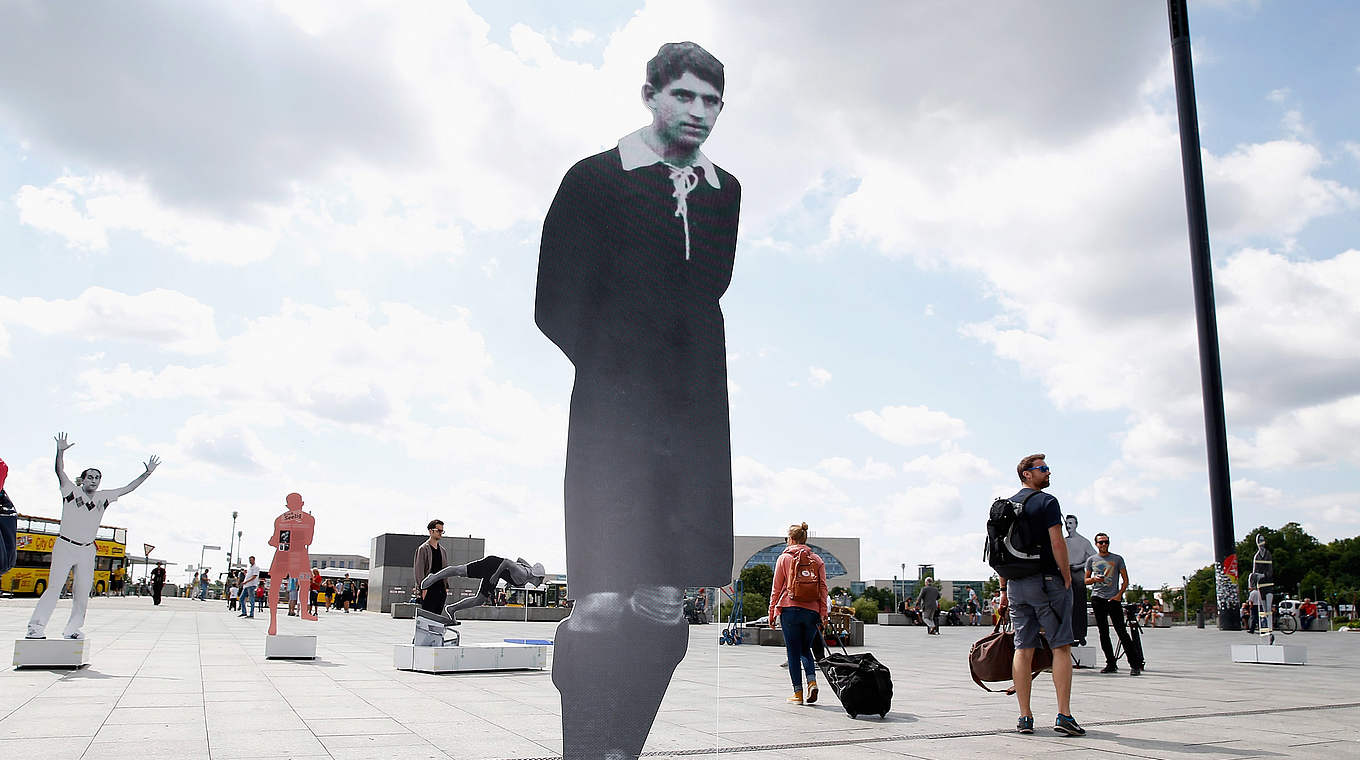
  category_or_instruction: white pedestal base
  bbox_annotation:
[1071,645,1099,668]
[393,643,548,673]
[1231,644,1306,665]
[13,638,91,668]
[265,635,317,659]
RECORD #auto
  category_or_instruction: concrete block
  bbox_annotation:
[1071,645,1099,668]
[878,613,910,625]
[393,643,547,673]
[265,635,317,659]
[391,603,417,619]
[13,638,91,668]
[1232,644,1307,665]
[1154,616,1172,628]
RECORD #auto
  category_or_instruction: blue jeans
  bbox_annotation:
[198,582,207,600]
[779,606,820,691]
[241,587,256,616]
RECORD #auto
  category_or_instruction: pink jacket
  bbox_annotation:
[768,544,829,621]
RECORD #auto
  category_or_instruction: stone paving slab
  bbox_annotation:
[1,596,1357,759]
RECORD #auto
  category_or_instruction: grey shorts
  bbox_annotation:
[1007,573,1073,650]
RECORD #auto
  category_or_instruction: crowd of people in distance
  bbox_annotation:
[220,560,368,617]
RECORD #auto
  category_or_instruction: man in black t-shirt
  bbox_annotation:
[998,454,1083,738]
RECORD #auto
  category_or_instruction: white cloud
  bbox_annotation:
[816,457,894,481]
[808,366,832,388]
[902,444,999,486]
[852,405,968,447]
[0,286,220,354]
[72,295,565,467]
[739,454,843,513]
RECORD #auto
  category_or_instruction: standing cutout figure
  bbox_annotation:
[536,42,740,759]
[27,433,158,639]
[1064,515,1097,647]
[266,493,317,636]
[1252,533,1274,641]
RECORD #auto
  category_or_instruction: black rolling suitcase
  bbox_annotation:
[816,633,893,718]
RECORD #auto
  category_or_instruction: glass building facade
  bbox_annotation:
[743,542,849,578]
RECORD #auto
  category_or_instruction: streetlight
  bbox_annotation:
[227,511,238,571]
[1182,575,1189,624]
[892,575,898,616]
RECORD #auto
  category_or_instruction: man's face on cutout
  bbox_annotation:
[1065,515,1077,533]
[80,470,101,493]
[646,71,723,152]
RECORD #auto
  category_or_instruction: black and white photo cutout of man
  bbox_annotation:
[536,41,740,760]
[27,433,159,640]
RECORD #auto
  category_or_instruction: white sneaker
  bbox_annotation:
[66,632,85,640]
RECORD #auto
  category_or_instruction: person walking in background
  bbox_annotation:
[309,568,321,616]
[239,555,259,619]
[768,522,828,706]
[357,582,368,612]
[917,578,941,635]
[287,575,299,616]
[150,562,166,606]
[227,576,239,611]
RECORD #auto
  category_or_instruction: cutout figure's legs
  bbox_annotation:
[421,555,544,590]
[62,547,96,638]
[267,575,282,635]
[553,586,687,760]
[28,540,80,638]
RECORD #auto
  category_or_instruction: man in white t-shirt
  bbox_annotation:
[239,556,260,619]
[27,432,159,639]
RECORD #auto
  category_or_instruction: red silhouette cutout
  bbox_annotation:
[267,493,317,636]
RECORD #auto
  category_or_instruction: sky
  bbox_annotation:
[1,0,1357,591]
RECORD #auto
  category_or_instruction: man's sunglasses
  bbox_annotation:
[1025,465,1050,473]
[1095,540,1109,545]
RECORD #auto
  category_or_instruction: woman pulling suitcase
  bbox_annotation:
[768,522,829,705]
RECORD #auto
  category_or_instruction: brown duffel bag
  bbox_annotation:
[968,606,1053,692]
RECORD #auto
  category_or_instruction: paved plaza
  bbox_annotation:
[1,596,1357,759]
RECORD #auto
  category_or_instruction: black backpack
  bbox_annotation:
[983,490,1043,580]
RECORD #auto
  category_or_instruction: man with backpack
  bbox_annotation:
[994,454,1084,737]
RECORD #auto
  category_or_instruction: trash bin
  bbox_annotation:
[1196,611,1205,628]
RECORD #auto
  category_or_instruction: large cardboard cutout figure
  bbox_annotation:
[1064,515,1097,646]
[1,458,18,576]
[536,42,738,759]
[266,493,317,636]
[27,433,158,639]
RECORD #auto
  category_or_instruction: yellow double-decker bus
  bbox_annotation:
[1,514,128,596]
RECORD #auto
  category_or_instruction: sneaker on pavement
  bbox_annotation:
[1100,663,1118,673]
[1017,715,1034,734]
[1054,713,1086,736]
[787,690,803,705]
[1130,666,1143,676]
[806,681,819,704]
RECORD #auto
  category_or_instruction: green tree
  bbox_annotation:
[739,564,774,606]
[982,575,1000,597]
[859,585,894,611]
[851,596,879,623]
[1184,565,1215,613]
